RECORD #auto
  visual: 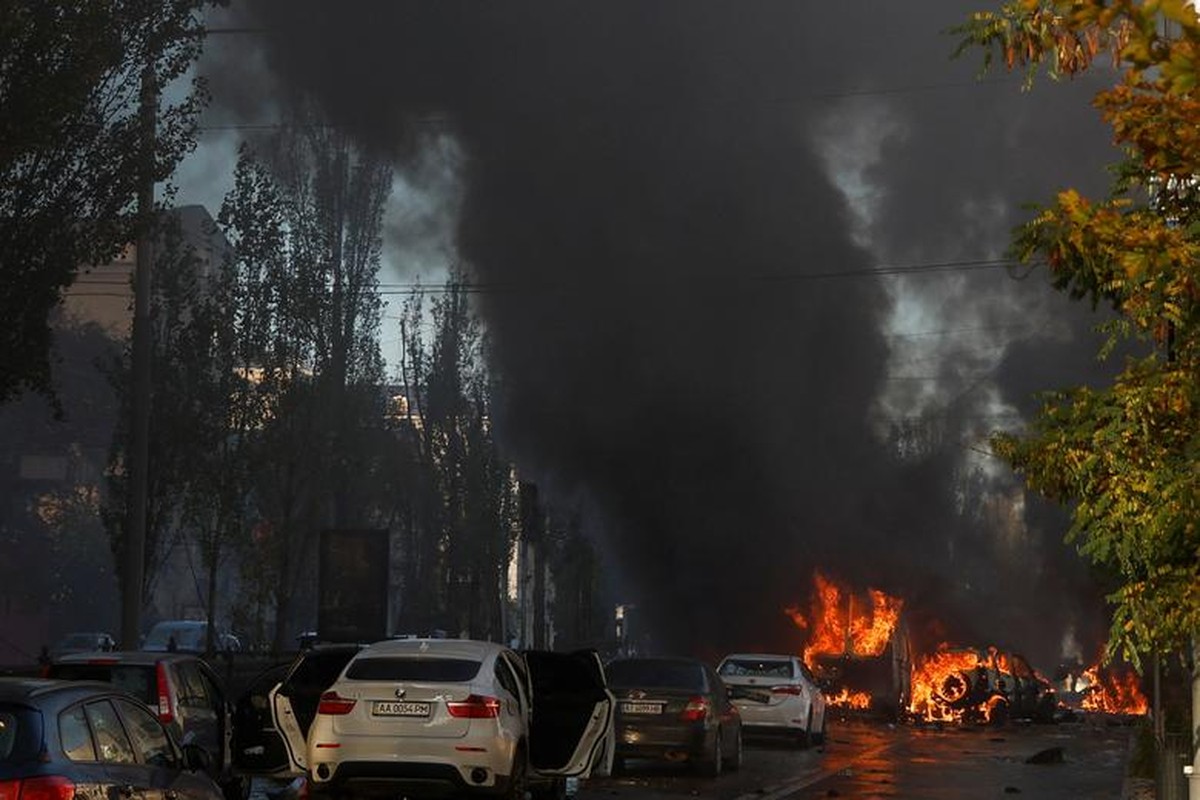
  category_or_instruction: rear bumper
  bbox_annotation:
[732,699,807,731]
[309,761,513,798]
[614,722,712,761]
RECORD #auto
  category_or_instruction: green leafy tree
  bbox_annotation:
[0,1,214,403]
[218,114,393,650]
[956,1,1199,666]
[397,281,517,639]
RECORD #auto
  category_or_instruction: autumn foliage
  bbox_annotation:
[956,0,1199,666]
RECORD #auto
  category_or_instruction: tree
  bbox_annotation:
[396,280,517,640]
[218,112,393,650]
[957,2,1198,663]
[0,1,213,403]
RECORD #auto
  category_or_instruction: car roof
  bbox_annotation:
[149,620,208,630]
[355,638,503,660]
[0,677,131,707]
[720,653,796,662]
[52,650,206,666]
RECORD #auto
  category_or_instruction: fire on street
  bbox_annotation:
[579,719,1136,800]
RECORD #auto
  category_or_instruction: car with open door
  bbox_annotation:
[232,645,363,784]
[281,638,613,799]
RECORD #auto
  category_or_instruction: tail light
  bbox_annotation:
[2,777,76,800]
[317,692,356,715]
[771,685,803,696]
[680,696,709,722]
[156,662,175,724]
[446,695,501,719]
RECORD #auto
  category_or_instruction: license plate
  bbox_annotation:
[620,701,663,715]
[372,700,431,717]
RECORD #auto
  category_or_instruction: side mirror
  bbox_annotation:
[181,743,213,774]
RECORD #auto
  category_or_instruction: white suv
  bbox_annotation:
[272,639,614,800]
[716,653,826,747]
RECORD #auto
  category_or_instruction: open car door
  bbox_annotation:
[269,645,362,776]
[523,650,615,778]
[233,663,292,776]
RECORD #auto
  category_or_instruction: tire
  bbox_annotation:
[699,728,723,777]
[812,710,827,746]
[504,744,528,800]
[797,708,814,749]
[220,775,248,800]
[723,726,743,772]
[529,777,567,800]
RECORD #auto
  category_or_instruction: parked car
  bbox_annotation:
[0,677,223,800]
[717,653,827,746]
[232,644,364,783]
[45,650,240,797]
[273,638,614,799]
[606,656,742,776]
[143,620,241,654]
[48,632,116,659]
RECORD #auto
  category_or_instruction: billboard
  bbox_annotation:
[317,529,389,643]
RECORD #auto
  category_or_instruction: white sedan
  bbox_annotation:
[716,653,826,747]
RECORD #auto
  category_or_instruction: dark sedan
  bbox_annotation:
[0,678,222,800]
[606,657,742,777]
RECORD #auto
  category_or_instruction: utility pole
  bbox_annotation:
[121,62,157,651]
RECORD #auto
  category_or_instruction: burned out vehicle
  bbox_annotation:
[908,646,1057,724]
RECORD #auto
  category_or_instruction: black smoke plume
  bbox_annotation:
[205,1,1120,666]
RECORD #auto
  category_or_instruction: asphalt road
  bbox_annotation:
[578,717,1136,800]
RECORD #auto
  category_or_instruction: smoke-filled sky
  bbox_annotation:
[186,0,1126,667]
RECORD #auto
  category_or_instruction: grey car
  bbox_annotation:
[46,651,239,798]
[607,657,742,776]
[0,678,222,800]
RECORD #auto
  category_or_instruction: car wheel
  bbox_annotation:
[529,777,567,800]
[812,710,827,746]
[797,708,814,749]
[699,728,723,777]
[504,744,529,800]
[220,775,248,800]
[723,726,743,772]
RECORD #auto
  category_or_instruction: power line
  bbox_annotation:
[371,257,1033,295]
[194,76,1027,134]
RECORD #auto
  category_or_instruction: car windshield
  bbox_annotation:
[0,707,42,765]
[57,634,100,649]
[47,664,156,706]
[345,657,481,682]
[719,658,794,679]
[606,659,705,690]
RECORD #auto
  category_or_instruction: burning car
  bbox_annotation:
[785,572,911,717]
[908,645,1057,724]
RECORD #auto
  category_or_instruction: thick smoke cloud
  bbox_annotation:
[208,1,1120,665]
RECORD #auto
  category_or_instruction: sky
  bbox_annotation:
[181,0,1127,666]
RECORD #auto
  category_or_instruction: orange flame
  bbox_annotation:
[1079,665,1148,715]
[825,687,872,710]
[788,572,904,669]
[907,645,1017,723]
